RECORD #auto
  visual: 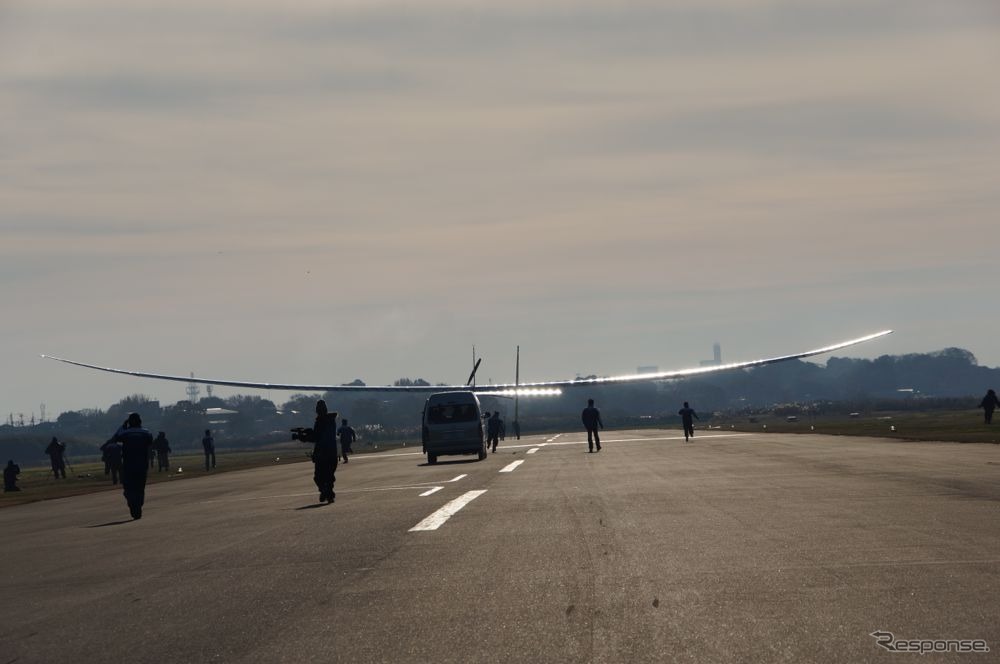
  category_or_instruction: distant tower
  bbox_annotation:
[186,372,201,403]
[700,342,723,367]
[206,384,214,398]
[40,403,46,423]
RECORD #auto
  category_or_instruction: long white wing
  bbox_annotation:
[41,329,892,396]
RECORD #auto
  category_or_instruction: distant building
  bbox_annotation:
[699,342,722,367]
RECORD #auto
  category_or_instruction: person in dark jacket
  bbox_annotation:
[3,460,20,492]
[153,432,171,472]
[487,411,502,453]
[337,419,356,464]
[100,439,123,485]
[44,437,67,479]
[110,413,154,519]
[980,389,1000,424]
[678,401,699,442]
[581,399,604,453]
[202,429,216,471]
[303,400,339,503]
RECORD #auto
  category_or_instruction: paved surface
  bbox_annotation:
[1,430,998,663]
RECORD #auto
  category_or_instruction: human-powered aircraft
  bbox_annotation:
[41,329,893,395]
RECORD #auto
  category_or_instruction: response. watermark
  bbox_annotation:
[871,631,990,655]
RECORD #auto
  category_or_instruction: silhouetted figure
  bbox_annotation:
[582,399,604,453]
[338,419,356,464]
[512,420,521,440]
[678,402,699,441]
[202,429,216,471]
[153,432,171,472]
[3,460,20,492]
[499,418,506,442]
[487,411,502,453]
[100,439,123,485]
[301,400,338,503]
[45,437,67,479]
[110,413,154,519]
[980,389,1000,424]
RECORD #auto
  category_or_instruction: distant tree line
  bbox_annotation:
[2,348,997,463]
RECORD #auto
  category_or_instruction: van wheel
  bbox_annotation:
[478,446,487,461]
[428,454,437,465]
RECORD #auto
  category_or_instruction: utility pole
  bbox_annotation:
[40,403,46,423]
[514,345,520,440]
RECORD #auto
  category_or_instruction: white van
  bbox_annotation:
[421,391,487,464]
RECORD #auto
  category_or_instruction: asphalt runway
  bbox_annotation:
[2,430,998,663]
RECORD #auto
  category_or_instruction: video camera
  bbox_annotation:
[290,427,314,442]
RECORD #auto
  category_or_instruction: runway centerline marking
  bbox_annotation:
[447,474,467,482]
[420,486,443,497]
[499,460,525,473]
[527,448,539,454]
[409,490,488,532]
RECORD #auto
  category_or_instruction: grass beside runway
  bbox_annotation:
[0,441,414,507]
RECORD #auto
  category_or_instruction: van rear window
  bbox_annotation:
[427,404,479,424]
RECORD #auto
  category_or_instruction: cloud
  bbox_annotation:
[1,0,999,417]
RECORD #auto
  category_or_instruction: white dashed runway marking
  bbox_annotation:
[409,490,488,532]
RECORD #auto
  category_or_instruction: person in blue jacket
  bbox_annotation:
[110,413,154,519]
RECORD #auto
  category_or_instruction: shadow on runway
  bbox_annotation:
[84,519,134,528]
[293,503,331,510]
[418,459,482,467]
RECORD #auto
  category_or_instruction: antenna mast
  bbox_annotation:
[186,372,201,403]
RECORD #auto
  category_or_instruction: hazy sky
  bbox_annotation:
[3,0,999,421]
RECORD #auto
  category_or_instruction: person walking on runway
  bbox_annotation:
[487,411,502,453]
[202,429,216,471]
[110,413,154,520]
[581,399,604,453]
[302,400,339,504]
[153,432,171,472]
[100,439,123,485]
[678,401,699,442]
[337,419,356,464]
